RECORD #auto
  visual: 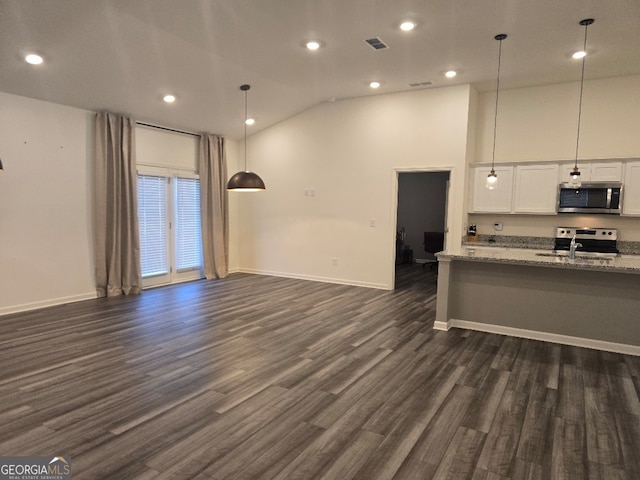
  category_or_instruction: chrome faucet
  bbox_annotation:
[569,234,583,259]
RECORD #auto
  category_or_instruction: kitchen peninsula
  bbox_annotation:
[434,246,640,356]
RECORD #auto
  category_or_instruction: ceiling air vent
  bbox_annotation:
[364,37,388,50]
[409,81,433,88]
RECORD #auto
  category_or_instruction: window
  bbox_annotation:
[137,175,169,278]
[175,177,202,271]
[137,170,203,287]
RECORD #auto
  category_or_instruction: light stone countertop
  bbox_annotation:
[437,246,640,275]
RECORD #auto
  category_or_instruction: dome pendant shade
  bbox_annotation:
[227,84,266,192]
[227,171,266,191]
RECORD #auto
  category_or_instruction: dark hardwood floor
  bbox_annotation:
[1,264,639,479]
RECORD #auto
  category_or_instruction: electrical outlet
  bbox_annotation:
[332,257,338,266]
[370,219,376,227]
[493,222,503,231]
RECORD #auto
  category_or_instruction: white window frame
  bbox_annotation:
[137,165,204,288]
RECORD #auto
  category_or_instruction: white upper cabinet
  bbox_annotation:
[559,163,591,183]
[590,162,623,181]
[513,164,559,214]
[470,166,514,213]
[559,161,622,183]
[470,160,632,215]
[622,162,640,215]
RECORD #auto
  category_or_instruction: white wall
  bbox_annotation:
[136,125,198,171]
[0,92,95,314]
[472,74,640,240]
[476,74,640,163]
[234,85,473,289]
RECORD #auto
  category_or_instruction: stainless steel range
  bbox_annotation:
[553,227,619,257]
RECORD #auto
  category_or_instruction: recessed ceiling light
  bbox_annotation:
[400,21,416,32]
[163,94,176,103]
[25,54,43,65]
[369,81,381,89]
[306,41,321,51]
[572,50,587,59]
[245,118,255,126]
[445,70,457,78]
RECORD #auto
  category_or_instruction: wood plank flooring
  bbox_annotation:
[1,264,639,479]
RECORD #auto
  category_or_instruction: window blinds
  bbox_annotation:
[175,177,202,271]
[137,174,169,277]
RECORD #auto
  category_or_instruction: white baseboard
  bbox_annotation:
[433,320,451,331]
[238,268,391,290]
[0,270,389,317]
[0,292,97,317]
[444,318,640,357]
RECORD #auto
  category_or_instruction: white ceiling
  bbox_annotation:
[1,0,639,140]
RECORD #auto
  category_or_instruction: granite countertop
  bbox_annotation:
[437,246,640,275]
[464,234,640,255]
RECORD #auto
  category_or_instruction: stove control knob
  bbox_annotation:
[608,231,613,235]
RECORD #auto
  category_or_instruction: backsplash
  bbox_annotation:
[618,241,640,255]
[470,235,553,250]
[467,213,640,242]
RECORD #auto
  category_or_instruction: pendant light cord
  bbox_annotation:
[491,34,506,171]
[574,21,591,170]
[243,88,248,172]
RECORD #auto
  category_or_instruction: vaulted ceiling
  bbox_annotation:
[1,0,639,139]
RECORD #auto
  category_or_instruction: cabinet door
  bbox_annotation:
[470,166,514,213]
[559,163,591,183]
[622,162,640,215]
[591,162,622,181]
[514,164,559,214]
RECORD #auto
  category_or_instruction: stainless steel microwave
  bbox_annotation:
[557,182,623,214]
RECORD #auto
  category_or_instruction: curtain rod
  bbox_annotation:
[135,121,200,138]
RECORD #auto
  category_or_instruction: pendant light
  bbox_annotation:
[486,33,507,190]
[568,18,594,188]
[227,84,266,192]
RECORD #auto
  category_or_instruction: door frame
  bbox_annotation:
[137,165,204,289]
[390,167,453,289]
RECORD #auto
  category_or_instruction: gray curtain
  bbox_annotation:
[199,134,229,279]
[94,112,142,297]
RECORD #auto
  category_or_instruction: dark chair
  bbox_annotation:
[423,231,445,269]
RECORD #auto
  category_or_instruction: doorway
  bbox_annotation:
[394,170,450,288]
